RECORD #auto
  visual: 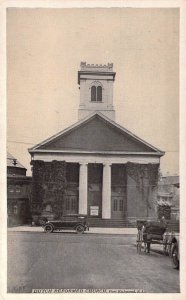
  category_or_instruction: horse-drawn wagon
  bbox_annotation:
[136,219,179,269]
[136,220,167,254]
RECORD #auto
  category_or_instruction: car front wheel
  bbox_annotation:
[76,225,84,234]
[44,224,53,233]
[172,243,179,269]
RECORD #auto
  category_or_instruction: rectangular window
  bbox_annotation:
[114,199,117,211]
[13,205,18,215]
[8,185,14,193]
[15,185,21,193]
[119,199,123,211]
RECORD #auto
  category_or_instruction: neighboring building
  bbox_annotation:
[7,152,32,226]
[157,175,180,221]
[28,62,164,227]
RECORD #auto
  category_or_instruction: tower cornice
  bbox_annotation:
[80,62,113,71]
[78,71,116,84]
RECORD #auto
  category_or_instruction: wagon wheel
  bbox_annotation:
[44,224,53,233]
[172,243,179,269]
[76,225,84,234]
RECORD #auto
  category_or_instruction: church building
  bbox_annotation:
[29,62,164,227]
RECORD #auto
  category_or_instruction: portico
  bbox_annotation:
[29,141,162,223]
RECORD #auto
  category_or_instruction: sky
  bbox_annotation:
[7,8,179,176]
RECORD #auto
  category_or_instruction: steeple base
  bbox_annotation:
[78,109,115,121]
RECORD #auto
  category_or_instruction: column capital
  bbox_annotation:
[79,162,88,166]
[103,162,112,167]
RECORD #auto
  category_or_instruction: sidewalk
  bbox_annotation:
[8,225,137,235]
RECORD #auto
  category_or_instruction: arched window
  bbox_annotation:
[91,86,96,101]
[97,86,102,102]
[91,85,102,102]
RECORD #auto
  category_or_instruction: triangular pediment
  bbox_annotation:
[29,113,163,155]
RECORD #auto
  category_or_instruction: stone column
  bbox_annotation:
[102,163,112,219]
[79,163,88,215]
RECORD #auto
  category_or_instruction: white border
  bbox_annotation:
[1,1,186,300]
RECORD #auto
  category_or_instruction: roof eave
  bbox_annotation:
[29,149,164,157]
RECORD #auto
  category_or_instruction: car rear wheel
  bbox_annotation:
[76,225,84,234]
[44,224,53,233]
[172,243,179,269]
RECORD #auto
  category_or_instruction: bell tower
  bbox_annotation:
[78,62,116,121]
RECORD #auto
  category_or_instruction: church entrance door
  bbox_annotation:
[111,164,127,219]
[111,191,125,219]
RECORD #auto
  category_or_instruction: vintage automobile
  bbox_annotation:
[163,231,180,269]
[43,214,89,234]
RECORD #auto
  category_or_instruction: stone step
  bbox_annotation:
[87,218,180,229]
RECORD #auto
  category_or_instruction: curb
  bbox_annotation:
[7,226,137,235]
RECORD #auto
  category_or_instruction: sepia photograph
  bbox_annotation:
[1,1,185,296]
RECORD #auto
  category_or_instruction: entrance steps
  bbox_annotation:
[87,218,180,230]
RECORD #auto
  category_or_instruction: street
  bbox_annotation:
[7,232,180,293]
